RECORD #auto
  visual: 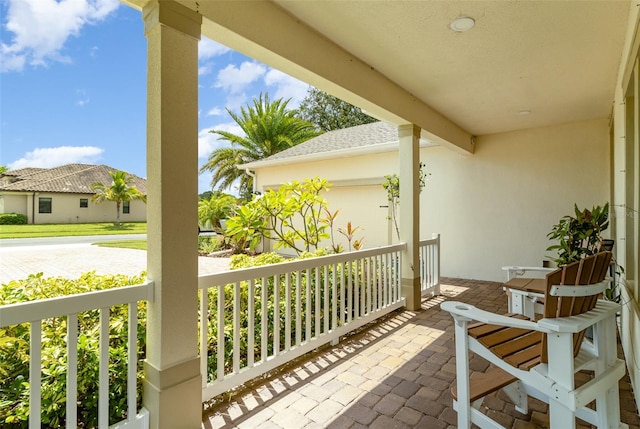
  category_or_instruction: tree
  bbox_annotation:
[91,170,146,226]
[199,93,322,200]
[298,87,378,132]
[0,166,8,174]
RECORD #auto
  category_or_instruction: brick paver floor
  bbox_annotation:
[201,278,639,429]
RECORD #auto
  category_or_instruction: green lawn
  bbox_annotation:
[0,222,147,239]
[94,239,147,250]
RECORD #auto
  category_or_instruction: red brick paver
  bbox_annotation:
[202,279,639,429]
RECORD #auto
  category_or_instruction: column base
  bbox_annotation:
[143,357,202,429]
[402,276,422,310]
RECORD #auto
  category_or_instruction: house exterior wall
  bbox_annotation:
[613,0,640,402]
[253,118,609,280]
[0,192,147,224]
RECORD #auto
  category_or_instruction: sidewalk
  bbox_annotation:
[0,243,230,284]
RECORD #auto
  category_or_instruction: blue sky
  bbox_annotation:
[0,0,311,193]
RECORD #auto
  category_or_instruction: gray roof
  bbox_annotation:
[0,164,147,195]
[248,121,398,165]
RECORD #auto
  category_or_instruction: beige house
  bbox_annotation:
[0,164,147,224]
[243,119,610,282]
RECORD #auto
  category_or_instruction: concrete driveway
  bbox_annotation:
[0,242,230,284]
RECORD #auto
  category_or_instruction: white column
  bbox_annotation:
[398,124,421,310]
[142,1,202,428]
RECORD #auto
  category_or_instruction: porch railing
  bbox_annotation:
[420,233,441,297]
[197,243,407,401]
[0,282,153,429]
[0,238,442,425]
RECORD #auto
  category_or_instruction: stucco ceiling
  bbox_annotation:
[127,0,631,148]
[269,1,630,136]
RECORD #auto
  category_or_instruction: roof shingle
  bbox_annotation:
[0,164,147,194]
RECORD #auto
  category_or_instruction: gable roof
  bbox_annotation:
[0,164,147,195]
[241,121,434,169]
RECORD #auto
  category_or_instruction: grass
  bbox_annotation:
[0,222,147,239]
[94,240,147,250]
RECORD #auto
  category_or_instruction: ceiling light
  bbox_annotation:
[450,17,475,32]
[517,110,531,116]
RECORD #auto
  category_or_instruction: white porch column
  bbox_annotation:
[142,1,202,428]
[398,124,421,310]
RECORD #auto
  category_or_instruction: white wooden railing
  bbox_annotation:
[0,238,442,425]
[420,233,440,297]
[0,282,153,429]
[197,243,407,401]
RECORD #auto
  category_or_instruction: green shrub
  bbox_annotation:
[0,213,28,225]
[0,271,147,428]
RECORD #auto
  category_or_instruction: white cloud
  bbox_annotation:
[9,146,104,169]
[199,37,230,60]
[1,0,119,72]
[264,68,310,108]
[206,107,224,116]
[215,61,266,94]
[198,64,213,76]
[197,122,243,159]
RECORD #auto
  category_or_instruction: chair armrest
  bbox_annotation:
[441,301,542,331]
[502,266,555,279]
[537,300,621,333]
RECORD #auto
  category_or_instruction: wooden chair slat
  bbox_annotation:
[491,331,542,358]
[504,345,542,368]
[477,328,532,348]
[451,367,518,402]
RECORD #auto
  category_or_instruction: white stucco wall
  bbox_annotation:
[253,118,609,281]
[1,192,147,224]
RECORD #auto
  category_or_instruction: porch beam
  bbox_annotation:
[399,124,422,310]
[142,1,202,428]
[121,0,474,154]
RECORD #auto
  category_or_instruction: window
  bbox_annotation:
[123,201,130,214]
[80,198,88,208]
[39,197,52,214]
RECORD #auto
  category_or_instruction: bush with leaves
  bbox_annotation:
[382,163,428,241]
[198,192,237,232]
[0,213,28,225]
[0,272,147,428]
[226,177,363,256]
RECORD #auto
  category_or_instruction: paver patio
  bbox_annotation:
[202,278,639,429]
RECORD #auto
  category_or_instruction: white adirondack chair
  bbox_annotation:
[442,252,628,429]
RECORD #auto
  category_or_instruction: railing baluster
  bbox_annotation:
[200,290,208,388]
[339,262,345,327]
[66,313,78,428]
[127,303,137,422]
[296,270,302,346]
[217,285,224,380]
[99,307,109,428]
[248,279,255,367]
[315,267,320,338]
[274,274,280,356]
[261,276,267,362]
[29,321,41,429]
[347,262,353,323]
[324,265,329,334]
[305,269,311,342]
[285,273,291,350]
[233,282,240,374]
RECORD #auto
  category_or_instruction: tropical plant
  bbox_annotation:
[225,177,363,256]
[199,93,322,200]
[382,163,428,241]
[546,202,622,302]
[197,192,237,232]
[546,203,610,266]
[298,87,377,131]
[91,171,146,226]
[0,165,8,174]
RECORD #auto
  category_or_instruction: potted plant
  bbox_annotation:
[546,202,622,302]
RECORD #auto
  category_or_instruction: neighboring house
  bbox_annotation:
[0,164,147,224]
[242,118,609,283]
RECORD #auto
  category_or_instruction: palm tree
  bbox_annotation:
[91,170,146,226]
[199,93,322,200]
